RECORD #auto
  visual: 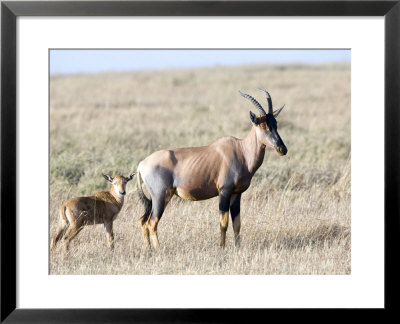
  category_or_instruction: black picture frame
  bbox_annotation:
[1,0,399,322]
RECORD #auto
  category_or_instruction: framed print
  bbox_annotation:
[1,0,399,322]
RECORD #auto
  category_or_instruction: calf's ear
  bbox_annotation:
[127,173,136,181]
[103,174,113,183]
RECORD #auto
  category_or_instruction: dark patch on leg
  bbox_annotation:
[219,192,231,215]
[142,168,172,249]
[148,195,166,249]
[219,190,232,247]
[138,167,173,249]
[230,194,241,219]
[223,152,252,193]
[230,194,241,247]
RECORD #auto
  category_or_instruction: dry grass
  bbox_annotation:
[49,63,351,275]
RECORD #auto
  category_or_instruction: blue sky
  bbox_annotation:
[50,49,350,75]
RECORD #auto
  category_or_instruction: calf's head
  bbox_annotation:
[103,173,135,196]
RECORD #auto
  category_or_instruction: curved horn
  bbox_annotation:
[258,89,273,114]
[238,90,266,116]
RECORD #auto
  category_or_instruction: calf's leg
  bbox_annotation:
[104,221,114,250]
[63,224,83,251]
[51,223,68,251]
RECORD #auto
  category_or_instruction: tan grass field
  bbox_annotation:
[49,63,351,275]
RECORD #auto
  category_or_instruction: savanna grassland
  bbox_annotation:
[49,63,350,275]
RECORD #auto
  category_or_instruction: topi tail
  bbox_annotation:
[136,170,152,218]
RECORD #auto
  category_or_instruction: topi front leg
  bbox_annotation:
[230,194,241,248]
[219,190,232,248]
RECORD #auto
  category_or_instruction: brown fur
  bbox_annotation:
[138,124,286,248]
[51,174,134,251]
[139,126,271,201]
[137,91,287,248]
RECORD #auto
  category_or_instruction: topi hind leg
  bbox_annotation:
[148,216,161,249]
[147,192,171,249]
[139,168,175,249]
[144,187,174,249]
[140,212,151,249]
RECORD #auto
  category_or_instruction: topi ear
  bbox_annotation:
[249,111,258,125]
[127,173,136,181]
[273,105,285,118]
[103,174,113,183]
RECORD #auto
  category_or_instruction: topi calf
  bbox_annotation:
[51,173,135,251]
